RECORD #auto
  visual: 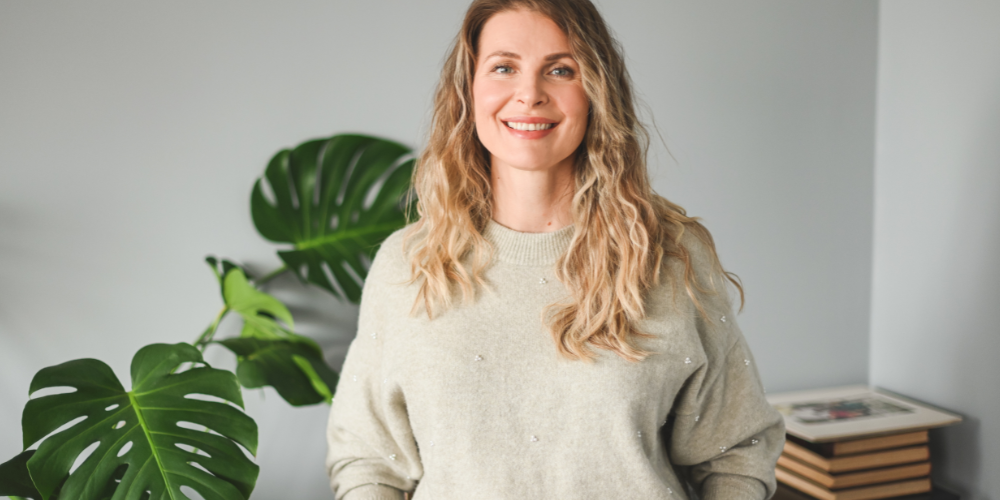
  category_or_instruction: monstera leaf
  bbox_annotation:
[222,266,294,340]
[0,450,41,499]
[20,343,258,500]
[216,338,338,406]
[251,134,415,303]
[205,262,339,407]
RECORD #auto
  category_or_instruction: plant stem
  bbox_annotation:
[195,306,230,350]
[254,265,289,286]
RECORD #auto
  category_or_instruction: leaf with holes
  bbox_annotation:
[251,134,415,303]
[222,267,294,340]
[216,338,339,406]
[20,343,258,500]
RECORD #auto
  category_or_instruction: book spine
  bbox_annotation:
[777,466,932,500]
[832,430,929,456]
[828,446,929,473]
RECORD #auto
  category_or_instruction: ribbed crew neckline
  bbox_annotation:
[483,220,575,266]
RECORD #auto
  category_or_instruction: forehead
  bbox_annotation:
[477,9,571,57]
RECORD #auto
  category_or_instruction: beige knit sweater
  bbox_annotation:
[325,221,784,500]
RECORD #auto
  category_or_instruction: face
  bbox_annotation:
[472,9,589,174]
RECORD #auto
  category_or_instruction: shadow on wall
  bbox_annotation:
[930,416,979,498]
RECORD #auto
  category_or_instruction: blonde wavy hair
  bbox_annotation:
[404,0,743,362]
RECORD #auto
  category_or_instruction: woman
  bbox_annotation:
[326,0,784,498]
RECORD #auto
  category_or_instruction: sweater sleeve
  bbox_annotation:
[665,237,785,500]
[326,233,417,500]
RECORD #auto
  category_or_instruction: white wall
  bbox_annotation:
[872,1,1000,498]
[0,1,877,498]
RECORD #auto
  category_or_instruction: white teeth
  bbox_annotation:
[505,122,555,131]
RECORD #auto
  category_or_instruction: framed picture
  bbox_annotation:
[767,385,962,442]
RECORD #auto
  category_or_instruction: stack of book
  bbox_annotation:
[777,430,933,499]
[767,386,962,500]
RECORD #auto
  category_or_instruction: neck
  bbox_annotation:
[490,155,575,233]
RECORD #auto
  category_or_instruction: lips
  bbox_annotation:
[502,116,558,139]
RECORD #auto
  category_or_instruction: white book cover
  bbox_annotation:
[766,385,962,442]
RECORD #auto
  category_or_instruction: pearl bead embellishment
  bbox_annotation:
[720,446,727,452]
[684,357,692,364]
[695,415,700,422]
[530,435,539,442]
[721,315,727,323]
[474,355,483,361]
[744,359,751,366]
[352,375,358,382]
[389,454,396,460]
[539,278,547,284]
[371,332,377,339]
[751,439,759,445]
[637,431,642,438]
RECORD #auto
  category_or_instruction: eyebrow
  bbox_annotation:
[484,51,574,62]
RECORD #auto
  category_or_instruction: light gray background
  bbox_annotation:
[0,1,993,498]
[871,1,1000,498]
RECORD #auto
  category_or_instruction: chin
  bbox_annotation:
[502,156,565,172]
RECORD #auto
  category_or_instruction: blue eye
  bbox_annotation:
[492,64,513,74]
[550,66,573,77]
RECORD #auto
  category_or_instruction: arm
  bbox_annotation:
[668,334,784,499]
[666,234,785,499]
[326,235,418,500]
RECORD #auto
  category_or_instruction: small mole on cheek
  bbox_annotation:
[547,222,552,226]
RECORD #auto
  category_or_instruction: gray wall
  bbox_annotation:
[871,1,1000,498]
[0,1,877,498]
[604,1,878,393]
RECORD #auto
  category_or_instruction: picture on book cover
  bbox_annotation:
[775,396,914,424]
[767,385,962,441]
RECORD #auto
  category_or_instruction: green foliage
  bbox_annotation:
[1,132,413,499]
[19,343,258,500]
[251,134,415,303]
[204,256,245,286]
[199,261,340,407]
[217,338,338,406]
[222,266,295,340]
[0,451,40,499]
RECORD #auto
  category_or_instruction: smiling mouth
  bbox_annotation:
[504,121,556,131]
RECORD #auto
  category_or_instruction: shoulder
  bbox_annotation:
[648,220,740,350]
[355,224,418,322]
[366,224,415,283]
[662,220,732,300]
[678,221,718,267]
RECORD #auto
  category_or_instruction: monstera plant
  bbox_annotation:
[0,134,416,500]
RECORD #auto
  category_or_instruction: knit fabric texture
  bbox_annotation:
[326,221,784,500]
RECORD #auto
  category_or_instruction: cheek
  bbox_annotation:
[472,79,507,125]
[558,88,590,140]
[566,88,590,124]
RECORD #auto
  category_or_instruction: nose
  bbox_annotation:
[516,75,548,107]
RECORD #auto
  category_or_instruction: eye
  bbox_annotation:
[550,66,574,78]
[491,64,513,75]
